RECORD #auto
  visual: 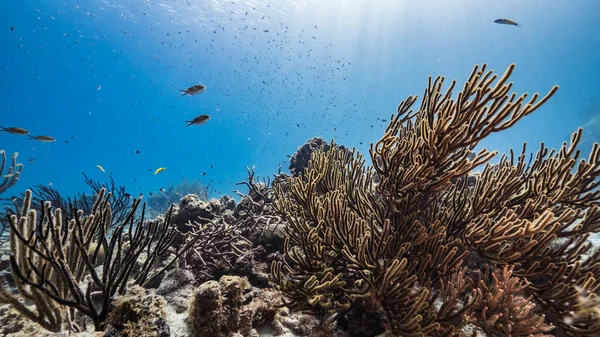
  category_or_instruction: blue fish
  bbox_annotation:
[494,18,520,27]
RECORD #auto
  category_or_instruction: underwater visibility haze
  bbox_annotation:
[1,0,598,199]
[1,0,600,336]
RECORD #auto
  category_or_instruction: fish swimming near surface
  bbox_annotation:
[185,114,211,126]
[179,84,206,96]
[29,135,56,142]
[0,126,29,135]
[494,18,520,27]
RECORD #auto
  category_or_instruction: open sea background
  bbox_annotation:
[1,0,599,206]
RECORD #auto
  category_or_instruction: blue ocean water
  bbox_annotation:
[1,0,598,203]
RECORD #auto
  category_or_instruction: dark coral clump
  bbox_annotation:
[289,137,349,176]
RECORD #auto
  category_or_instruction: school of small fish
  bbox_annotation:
[0,1,526,195]
[1,126,55,142]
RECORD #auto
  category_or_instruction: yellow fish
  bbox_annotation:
[154,167,165,175]
[97,165,106,173]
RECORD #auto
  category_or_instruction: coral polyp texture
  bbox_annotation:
[270,64,600,336]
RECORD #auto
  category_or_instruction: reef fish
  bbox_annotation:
[185,114,211,126]
[29,135,56,142]
[494,18,520,27]
[97,165,106,173]
[179,84,206,96]
[154,167,165,175]
[0,126,29,135]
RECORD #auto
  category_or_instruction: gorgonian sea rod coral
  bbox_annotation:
[270,64,600,337]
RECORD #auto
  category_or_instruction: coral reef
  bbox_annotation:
[187,275,313,337]
[0,188,197,332]
[147,178,213,217]
[234,167,287,250]
[270,64,600,336]
[170,169,283,286]
[1,172,132,244]
[2,64,599,337]
[169,193,249,282]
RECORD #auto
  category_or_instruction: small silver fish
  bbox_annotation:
[29,135,56,142]
[494,18,520,27]
[185,114,211,126]
[179,84,206,96]
[0,126,29,135]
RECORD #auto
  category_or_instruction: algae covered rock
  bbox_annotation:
[188,276,253,337]
[106,286,169,337]
[188,280,224,337]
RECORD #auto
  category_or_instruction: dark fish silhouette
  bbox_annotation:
[179,84,206,96]
[494,18,520,27]
[29,135,56,142]
[185,114,211,126]
[0,126,29,135]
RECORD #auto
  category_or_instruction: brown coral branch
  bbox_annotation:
[470,265,554,336]
[270,63,599,336]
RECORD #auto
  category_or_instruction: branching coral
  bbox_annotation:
[270,64,600,336]
[81,172,132,225]
[0,150,23,241]
[234,166,284,236]
[0,188,197,332]
[2,172,132,238]
[0,150,22,195]
[182,215,249,280]
[469,265,553,336]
